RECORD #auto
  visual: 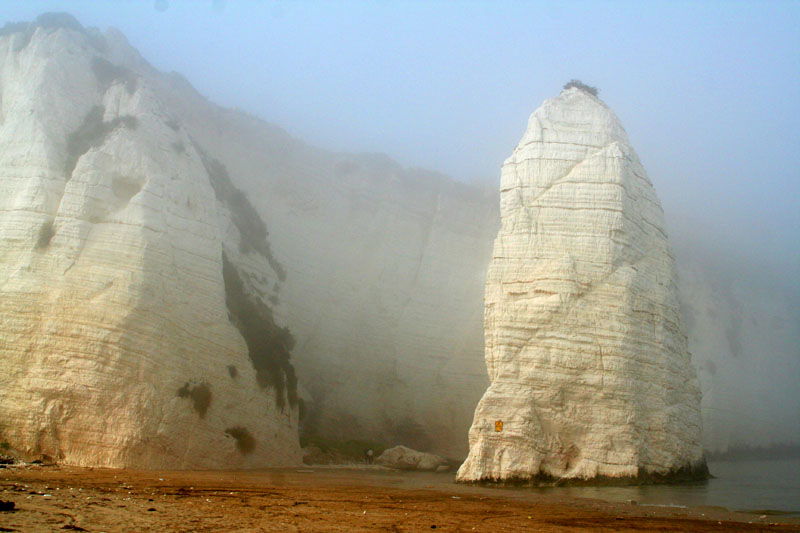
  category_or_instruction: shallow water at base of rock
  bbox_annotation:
[519,458,800,516]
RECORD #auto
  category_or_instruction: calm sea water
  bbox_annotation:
[528,459,800,514]
[353,457,799,516]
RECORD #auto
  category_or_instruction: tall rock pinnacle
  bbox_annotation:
[457,86,706,483]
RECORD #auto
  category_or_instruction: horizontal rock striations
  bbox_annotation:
[457,87,706,483]
[0,15,300,468]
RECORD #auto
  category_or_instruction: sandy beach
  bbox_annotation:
[1,464,797,532]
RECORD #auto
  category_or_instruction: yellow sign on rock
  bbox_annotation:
[494,420,503,432]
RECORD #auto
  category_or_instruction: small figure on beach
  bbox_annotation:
[365,448,374,465]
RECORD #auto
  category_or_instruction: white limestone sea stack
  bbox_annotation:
[0,14,301,468]
[457,85,707,484]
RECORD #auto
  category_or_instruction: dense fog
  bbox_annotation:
[1,0,797,453]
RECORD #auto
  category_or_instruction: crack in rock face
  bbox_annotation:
[457,87,706,484]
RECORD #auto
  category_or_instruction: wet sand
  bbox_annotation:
[1,464,798,532]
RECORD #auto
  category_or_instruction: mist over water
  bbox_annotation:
[531,458,800,515]
[1,0,797,454]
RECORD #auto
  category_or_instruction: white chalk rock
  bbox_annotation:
[457,87,705,483]
[0,16,301,468]
[376,445,447,471]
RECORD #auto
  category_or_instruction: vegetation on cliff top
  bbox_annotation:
[563,79,599,96]
[0,12,106,52]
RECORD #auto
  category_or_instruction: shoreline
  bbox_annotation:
[1,464,798,531]
[455,458,712,488]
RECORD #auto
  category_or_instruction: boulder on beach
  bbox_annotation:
[375,446,448,471]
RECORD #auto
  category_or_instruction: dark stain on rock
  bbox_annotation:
[36,220,55,249]
[176,382,212,418]
[221,252,297,410]
[196,147,286,281]
[225,426,256,454]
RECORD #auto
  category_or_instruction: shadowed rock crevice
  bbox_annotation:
[35,220,55,250]
[196,147,286,281]
[221,252,297,410]
[91,56,137,94]
[64,105,138,178]
[111,176,142,203]
[382,417,432,453]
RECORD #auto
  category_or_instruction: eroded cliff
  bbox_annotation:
[0,15,300,468]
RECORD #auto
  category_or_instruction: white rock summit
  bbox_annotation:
[457,85,706,483]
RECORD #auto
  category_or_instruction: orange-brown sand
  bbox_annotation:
[1,464,798,532]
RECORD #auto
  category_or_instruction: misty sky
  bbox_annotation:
[2,0,798,276]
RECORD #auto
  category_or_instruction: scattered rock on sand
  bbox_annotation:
[0,500,15,511]
[376,446,447,471]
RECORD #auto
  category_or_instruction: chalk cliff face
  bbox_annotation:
[676,247,800,452]
[149,69,498,458]
[0,14,496,463]
[457,88,705,482]
[0,15,301,468]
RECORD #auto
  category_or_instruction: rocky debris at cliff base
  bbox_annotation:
[302,446,356,465]
[375,445,448,471]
